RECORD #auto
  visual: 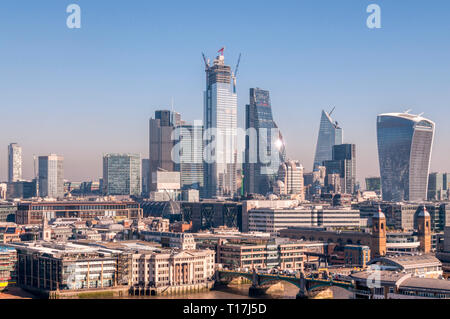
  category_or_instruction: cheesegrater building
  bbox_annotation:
[313,110,343,169]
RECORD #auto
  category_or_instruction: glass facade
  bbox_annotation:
[323,144,356,194]
[314,110,343,168]
[38,154,64,199]
[8,143,22,183]
[203,54,237,198]
[103,153,141,196]
[377,113,435,202]
[244,88,286,196]
[173,123,204,192]
[149,110,176,195]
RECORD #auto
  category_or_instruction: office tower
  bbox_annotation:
[313,109,343,169]
[173,122,204,192]
[149,110,177,195]
[8,143,22,183]
[428,172,448,201]
[203,49,238,198]
[244,88,287,196]
[377,112,435,202]
[142,159,150,196]
[323,144,356,194]
[365,177,381,193]
[274,160,304,199]
[38,154,64,199]
[335,144,356,194]
[103,153,141,196]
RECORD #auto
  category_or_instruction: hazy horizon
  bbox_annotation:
[1,0,450,185]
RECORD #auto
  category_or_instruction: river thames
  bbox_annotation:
[122,283,352,299]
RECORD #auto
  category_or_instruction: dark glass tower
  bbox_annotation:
[323,144,356,194]
[244,88,286,196]
[149,110,178,195]
[377,112,435,202]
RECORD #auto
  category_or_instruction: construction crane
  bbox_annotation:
[329,106,336,116]
[232,53,242,94]
[234,53,242,78]
[202,52,210,70]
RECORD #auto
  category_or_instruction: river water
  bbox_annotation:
[123,283,352,300]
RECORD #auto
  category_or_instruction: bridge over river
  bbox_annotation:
[215,270,355,298]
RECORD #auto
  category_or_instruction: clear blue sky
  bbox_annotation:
[1,0,450,183]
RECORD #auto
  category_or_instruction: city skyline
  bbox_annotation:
[1,1,450,183]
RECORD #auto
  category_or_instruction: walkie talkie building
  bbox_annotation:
[377,112,435,202]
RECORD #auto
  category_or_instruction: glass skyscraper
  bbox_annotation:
[148,110,180,197]
[103,153,141,196]
[203,51,238,198]
[38,154,64,199]
[8,143,22,183]
[244,88,286,196]
[173,122,204,193]
[323,144,356,194]
[377,112,435,202]
[314,110,343,168]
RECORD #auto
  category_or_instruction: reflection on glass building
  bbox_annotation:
[377,112,435,202]
[244,88,287,196]
[103,153,141,196]
[313,110,343,169]
[203,51,238,198]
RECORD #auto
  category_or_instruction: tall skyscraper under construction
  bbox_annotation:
[202,48,238,198]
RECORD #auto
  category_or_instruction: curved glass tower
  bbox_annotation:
[313,110,343,168]
[244,88,287,196]
[377,112,435,202]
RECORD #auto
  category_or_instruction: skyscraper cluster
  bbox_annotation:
[1,52,438,206]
